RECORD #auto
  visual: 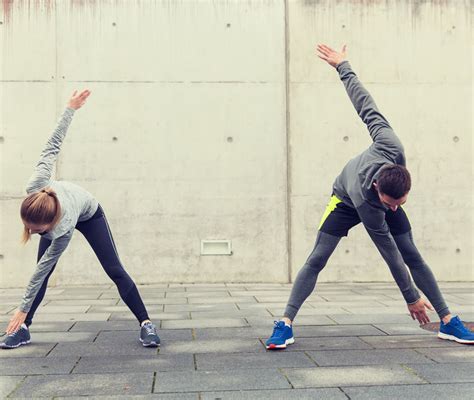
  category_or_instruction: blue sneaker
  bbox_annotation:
[0,325,31,349]
[140,322,160,347]
[265,321,295,350]
[438,316,474,344]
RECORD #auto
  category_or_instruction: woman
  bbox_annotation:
[1,90,160,349]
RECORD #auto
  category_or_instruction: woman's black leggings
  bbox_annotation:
[25,205,150,326]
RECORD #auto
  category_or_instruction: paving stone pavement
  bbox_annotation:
[0,282,473,399]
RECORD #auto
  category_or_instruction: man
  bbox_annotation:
[265,44,473,349]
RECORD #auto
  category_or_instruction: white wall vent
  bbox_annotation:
[200,240,232,256]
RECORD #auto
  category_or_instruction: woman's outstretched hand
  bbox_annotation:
[6,310,27,334]
[68,89,91,110]
[316,44,347,68]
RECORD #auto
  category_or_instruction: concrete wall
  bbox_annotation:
[0,0,471,288]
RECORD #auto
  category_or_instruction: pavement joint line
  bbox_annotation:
[193,353,198,371]
[277,367,295,389]
[303,350,320,367]
[356,336,376,349]
[369,324,391,336]
[412,348,439,363]
[44,342,58,357]
[92,331,101,343]
[5,375,27,398]
[325,315,340,325]
[151,371,157,394]
[68,356,82,374]
[84,305,92,314]
[338,387,352,399]
[191,328,196,340]
[401,364,431,384]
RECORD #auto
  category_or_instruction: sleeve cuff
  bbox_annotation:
[404,291,421,305]
[336,60,350,73]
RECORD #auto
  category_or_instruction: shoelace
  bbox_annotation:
[271,321,286,338]
[143,323,156,336]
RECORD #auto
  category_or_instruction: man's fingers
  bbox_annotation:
[72,90,78,97]
[316,46,329,56]
[317,55,328,61]
[321,44,334,53]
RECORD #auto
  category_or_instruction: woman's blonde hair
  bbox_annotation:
[20,188,61,243]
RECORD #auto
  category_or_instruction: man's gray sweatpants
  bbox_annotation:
[284,231,450,321]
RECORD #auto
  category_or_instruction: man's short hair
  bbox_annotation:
[376,164,411,199]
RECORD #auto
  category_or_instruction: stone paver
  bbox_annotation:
[47,342,159,357]
[0,376,25,397]
[405,363,474,383]
[11,373,153,397]
[307,349,434,366]
[285,336,373,351]
[360,334,457,349]
[0,343,56,358]
[154,369,290,393]
[95,329,193,343]
[161,338,265,354]
[0,282,472,398]
[200,388,348,399]
[72,354,195,373]
[342,383,474,399]
[414,347,474,363]
[0,356,79,375]
[283,365,426,388]
[195,351,315,370]
[56,395,198,400]
[161,318,248,329]
[373,323,433,335]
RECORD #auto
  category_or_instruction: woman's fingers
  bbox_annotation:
[79,89,90,99]
[6,320,18,334]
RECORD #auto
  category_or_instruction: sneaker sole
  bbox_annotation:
[438,332,474,344]
[0,340,31,349]
[266,337,295,350]
[139,338,160,348]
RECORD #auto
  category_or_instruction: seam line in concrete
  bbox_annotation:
[45,342,58,357]
[5,375,28,399]
[151,371,157,394]
[69,356,82,374]
[303,350,320,367]
[284,0,292,284]
[278,367,295,389]
[401,364,431,384]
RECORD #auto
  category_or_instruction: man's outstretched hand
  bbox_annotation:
[316,44,347,68]
[408,298,434,325]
